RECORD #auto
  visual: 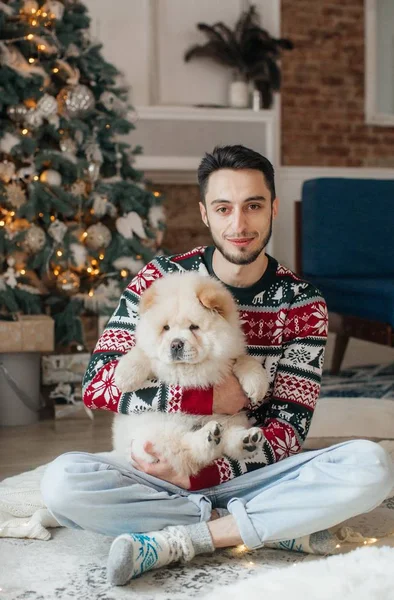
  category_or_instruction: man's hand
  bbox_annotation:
[213,373,249,415]
[131,442,191,489]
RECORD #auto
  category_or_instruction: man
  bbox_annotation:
[41,145,394,586]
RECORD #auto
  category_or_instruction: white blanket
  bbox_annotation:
[1,443,393,541]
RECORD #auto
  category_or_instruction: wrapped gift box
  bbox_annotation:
[41,352,93,420]
[42,352,91,385]
[0,315,54,353]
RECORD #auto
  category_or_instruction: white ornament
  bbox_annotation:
[0,132,20,153]
[70,243,88,269]
[48,219,67,243]
[25,93,58,129]
[148,205,166,228]
[99,91,127,117]
[17,164,37,180]
[113,256,144,274]
[3,257,18,288]
[92,193,108,218]
[40,169,62,186]
[116,211,147,240]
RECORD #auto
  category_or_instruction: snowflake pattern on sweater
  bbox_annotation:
[82,247,328,490]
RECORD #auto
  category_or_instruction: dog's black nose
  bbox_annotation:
[171,339,184,353]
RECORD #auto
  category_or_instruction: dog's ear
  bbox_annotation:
[196,281,235,320]
[139,284,157,314]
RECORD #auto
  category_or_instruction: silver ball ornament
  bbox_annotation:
[85,223,112,250]
[57,84,95,119]
[7,104,29,123]
[40,169,62,186]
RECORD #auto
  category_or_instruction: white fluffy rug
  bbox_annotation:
[202,546,394,600]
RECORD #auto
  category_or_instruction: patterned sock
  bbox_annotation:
[265,529,338,555]
[107,522,214,586]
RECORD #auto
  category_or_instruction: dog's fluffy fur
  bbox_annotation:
[112,272,269,478]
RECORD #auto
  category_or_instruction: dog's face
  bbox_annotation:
[136,273,243,366]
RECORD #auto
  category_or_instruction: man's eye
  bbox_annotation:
[190,324,199,330]
[163,325,170,331]
[249,204,261,210]
[217,207,228,214]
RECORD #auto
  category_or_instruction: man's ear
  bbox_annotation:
[199,202,209,228]
[139,284,157,314]
[272,197,279,220]
[196,280,234,320]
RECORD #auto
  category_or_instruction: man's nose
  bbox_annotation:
[231,209,247,233]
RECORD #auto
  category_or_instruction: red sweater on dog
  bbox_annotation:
[83,247,328,490]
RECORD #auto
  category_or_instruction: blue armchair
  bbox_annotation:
[295,177,394,373]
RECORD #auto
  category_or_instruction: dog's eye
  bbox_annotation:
[190,324,199,330]
[163,325,170,331]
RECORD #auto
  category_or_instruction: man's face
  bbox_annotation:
[199,169,278,265]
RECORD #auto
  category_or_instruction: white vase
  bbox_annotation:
[229,78,249,108]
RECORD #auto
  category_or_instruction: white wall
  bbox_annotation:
[276,166,394,368]
[84,0,279,107]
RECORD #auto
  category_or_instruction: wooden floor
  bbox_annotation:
[0,411,114,479]
[0,412,382,480]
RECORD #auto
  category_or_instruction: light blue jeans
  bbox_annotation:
[41,440,394,549]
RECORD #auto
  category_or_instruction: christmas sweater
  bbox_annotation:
[83,246,328,490]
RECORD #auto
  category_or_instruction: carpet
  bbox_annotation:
[0,442,393,600]
[309,363,394,439]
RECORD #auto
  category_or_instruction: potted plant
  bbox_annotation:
[184,5,293,109]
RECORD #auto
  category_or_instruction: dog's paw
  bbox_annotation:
[205,421,223,446]
[242,427,264,453]
[187,421,223,463]
[114,353,146,392]
[222,426,265,460]
[233,356,269,406]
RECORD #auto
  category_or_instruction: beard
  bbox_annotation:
[207,214,273,266]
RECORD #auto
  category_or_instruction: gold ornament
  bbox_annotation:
[7,181,27,208]
[85,223,112,250]
[57,84,95,119]
[23,224,46,253]
[56,269,80,295]
[40,169,62,186]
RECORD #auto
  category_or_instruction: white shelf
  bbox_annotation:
[135,105,275,124]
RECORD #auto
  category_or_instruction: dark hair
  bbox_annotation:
[197,145,276,204]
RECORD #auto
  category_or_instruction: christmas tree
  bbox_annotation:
[0,0,165,347]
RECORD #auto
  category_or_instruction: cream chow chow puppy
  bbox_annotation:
[113,271,269,479]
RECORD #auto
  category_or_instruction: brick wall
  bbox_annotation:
[153,184,211,254]
[281,0,394,167]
